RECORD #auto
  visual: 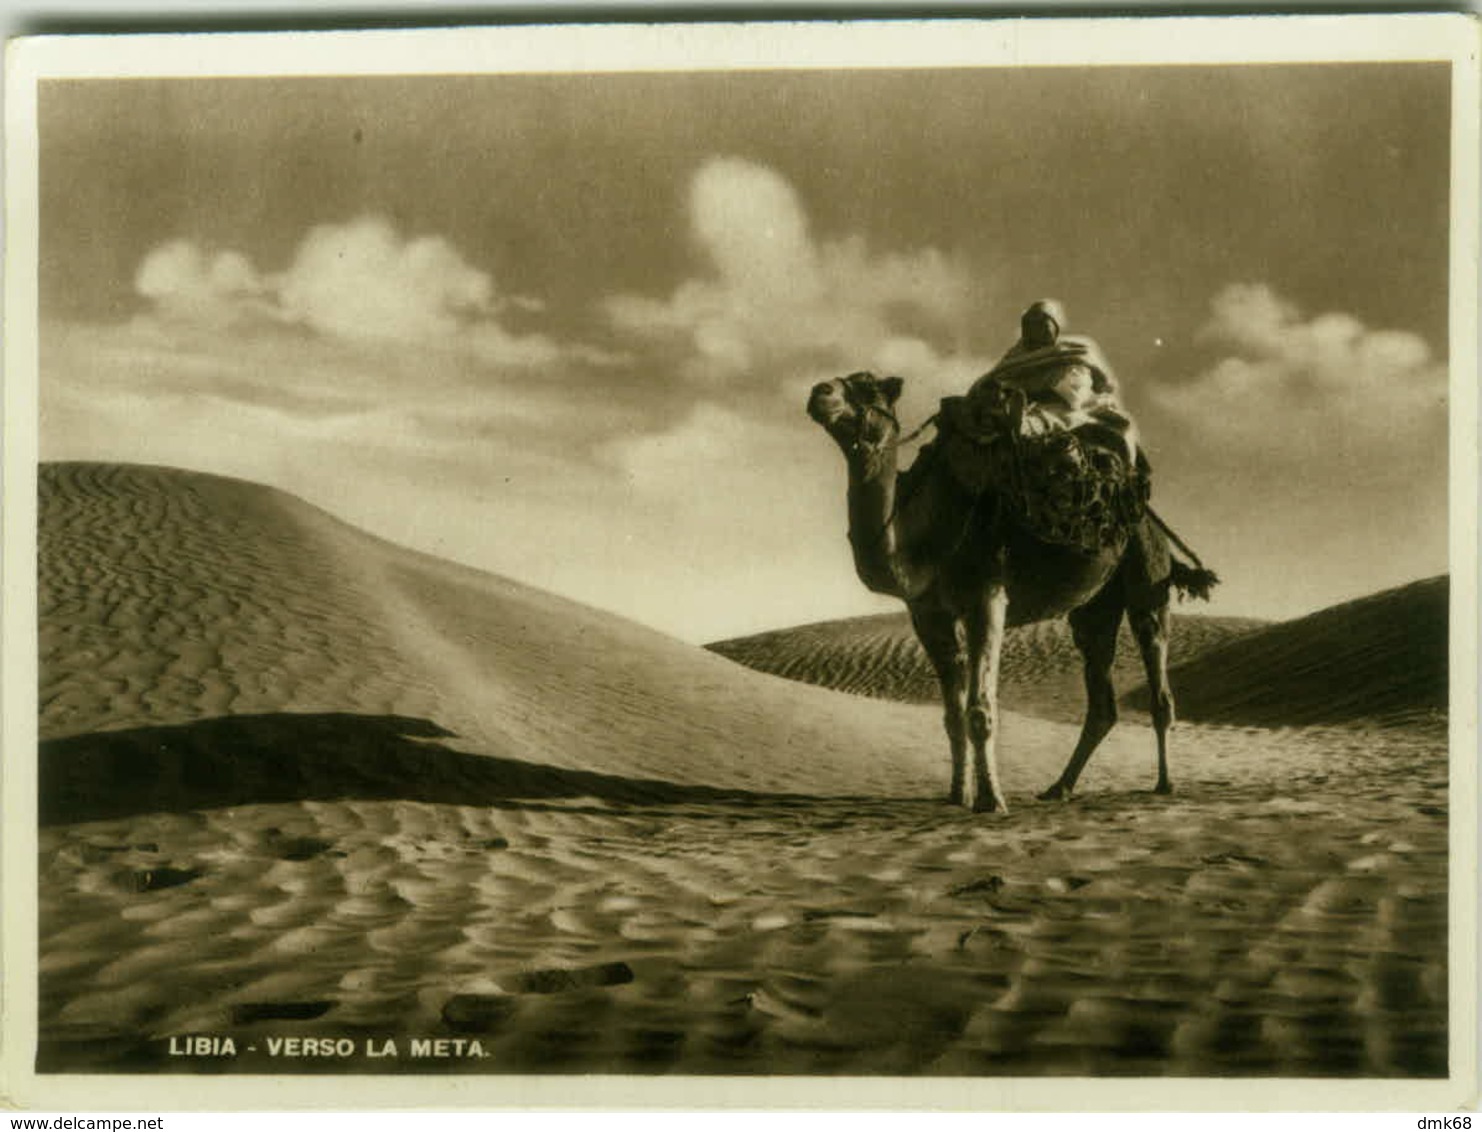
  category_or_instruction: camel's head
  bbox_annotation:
[807,372,905,457]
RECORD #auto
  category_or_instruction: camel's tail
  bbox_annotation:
[1147,505,1220,603]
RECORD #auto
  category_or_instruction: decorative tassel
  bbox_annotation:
[1170,561,1220,603]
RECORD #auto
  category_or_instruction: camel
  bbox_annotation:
[807,371,1216,812]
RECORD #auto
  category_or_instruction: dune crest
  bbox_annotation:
[41,461,951,802]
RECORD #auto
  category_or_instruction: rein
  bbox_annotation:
[1146,504,1211,572]
[847,406,937,459]
[897,411,940,448]
[846,406,942,561]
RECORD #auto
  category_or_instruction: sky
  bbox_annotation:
[37,60,1454,643]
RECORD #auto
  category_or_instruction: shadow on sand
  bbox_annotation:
[40,712,820,826]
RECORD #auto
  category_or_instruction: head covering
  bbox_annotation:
[1022,299,1067,334]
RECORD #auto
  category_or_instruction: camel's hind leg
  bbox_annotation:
[1128,601,1175,794]
[910,606,969,805]
[1039,580,1124,801]
[964,581,1010,813]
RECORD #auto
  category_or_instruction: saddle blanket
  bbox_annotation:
[934,388,1149,555]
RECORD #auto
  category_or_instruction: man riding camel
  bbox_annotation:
[969,299,1140,470]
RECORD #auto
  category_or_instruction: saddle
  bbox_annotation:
[934,382,1150,555]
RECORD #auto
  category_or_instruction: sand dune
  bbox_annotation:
[1128,577,1449,727]
[709,610,1264,724]
[709,581,1446,732]
[40,462,955,805]
[36,463,1450,1078]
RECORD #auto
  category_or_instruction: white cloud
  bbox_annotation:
[1139,282,1448,620]
[130,216,603,370]
[135,240,271,327]
[275,216,494,343]
[689,158,822,304]
[587,160,995,600]
[603,156,981,394]
[1154,283,1447,457]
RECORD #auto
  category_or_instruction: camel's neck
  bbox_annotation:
[844,445,928,599]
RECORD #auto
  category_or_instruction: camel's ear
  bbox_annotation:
[880,376,904,405]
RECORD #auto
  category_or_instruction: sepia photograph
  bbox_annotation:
[3,16,1477,1111]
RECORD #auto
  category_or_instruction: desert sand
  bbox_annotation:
[37,463,1449,1076]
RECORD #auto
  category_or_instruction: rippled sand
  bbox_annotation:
[36,463,1451,1076]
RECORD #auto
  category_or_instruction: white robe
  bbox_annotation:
[968,336,1138,465]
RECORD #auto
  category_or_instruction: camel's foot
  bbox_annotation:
[1154,778,1173,796]
[1038,781,1073,802]
[972,790,1008,814]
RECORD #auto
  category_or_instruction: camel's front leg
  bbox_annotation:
[965,582,1010,813]
[910,606,968,804]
